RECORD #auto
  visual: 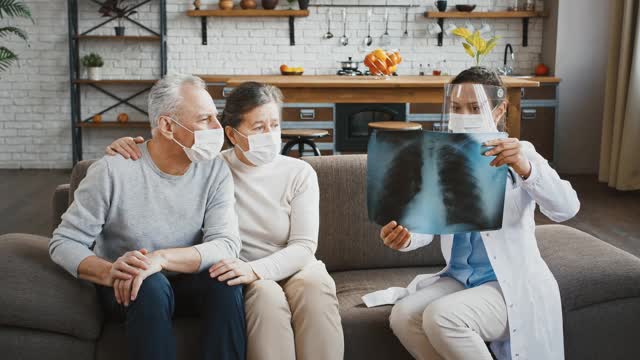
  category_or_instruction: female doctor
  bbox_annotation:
[363,67,580,360]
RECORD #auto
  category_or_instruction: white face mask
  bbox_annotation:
[234,128,281,166]
[448,113,498,133]
[170,118,224,162]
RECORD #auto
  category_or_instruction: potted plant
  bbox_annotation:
[298,0,309,10]
[81,53,104,80]
[0,0,34,72]
[99,0,138,36]
[451,27,500,66]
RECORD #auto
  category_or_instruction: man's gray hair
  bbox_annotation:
[147,74,206,128]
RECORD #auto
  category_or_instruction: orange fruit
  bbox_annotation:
[117,113,129,123]
[280,64,289,72]
[372,49,387,61]
[92,114,102,123]
[394,51,402,64]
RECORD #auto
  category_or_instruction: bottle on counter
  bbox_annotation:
[419,64,425,76]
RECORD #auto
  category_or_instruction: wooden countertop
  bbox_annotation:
[198,75,541,88]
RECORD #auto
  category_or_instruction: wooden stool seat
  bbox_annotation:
[368,121,422,131]
[281,129,329,139]
[280,129,329,157]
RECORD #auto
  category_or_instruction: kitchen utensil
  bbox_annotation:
[338,57,362,71]
[380,9,391,47]
[428,22,442,35]
[240,0,257,9]
[456,4,477,12]
[364,9,373,47]
[403,7,409,37]
[262,0,278,10]
[479,21,492,35]
[464,20,475,33]
[435,0,447,12]
[444,23,457,35]
[339,9,349,46]
[323,9,333,39]
[219,0,234,10]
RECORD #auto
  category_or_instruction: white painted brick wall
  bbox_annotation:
[1,0,545,168]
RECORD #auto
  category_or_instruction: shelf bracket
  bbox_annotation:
[522,18,529,47]
[289,16,296,46]
[201,17,208,45]
[437,18,444,47]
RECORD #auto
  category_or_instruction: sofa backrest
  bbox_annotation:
[303,155,445,272]
[63,156,445,272]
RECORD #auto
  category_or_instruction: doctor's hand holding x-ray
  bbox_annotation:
[380,82,529,249]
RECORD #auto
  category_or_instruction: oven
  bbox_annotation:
[335,103,407,152]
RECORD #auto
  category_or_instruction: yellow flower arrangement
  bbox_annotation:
[451,27,500,66]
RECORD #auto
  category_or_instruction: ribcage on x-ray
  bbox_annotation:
[436,135,490,229]
[369,131,504,233]
[374,138,423,225]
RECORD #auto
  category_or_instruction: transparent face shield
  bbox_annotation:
[440,84,507,133]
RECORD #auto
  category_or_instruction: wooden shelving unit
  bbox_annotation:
[68,0,167,163]
[76,121,150,129]
[186,9,309,17]
[74,35,161,41]
[73,79,158,85]
[424,10,549,47]
[186,9,310,46]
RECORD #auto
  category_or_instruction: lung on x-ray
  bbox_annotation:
[367,130,508,235]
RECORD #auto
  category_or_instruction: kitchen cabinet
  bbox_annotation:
[520,82,559,162]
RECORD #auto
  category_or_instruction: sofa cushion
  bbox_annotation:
[333,266,442,360]
[537,224,640,312]
[95,267,435,360]
[0,233,103,341]
[304,155,446,272]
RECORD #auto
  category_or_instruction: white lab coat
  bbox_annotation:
[363,142,580,360]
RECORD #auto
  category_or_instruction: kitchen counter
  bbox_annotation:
[199,75,557,138]
[511,76,561,84]
[199,75,541,88]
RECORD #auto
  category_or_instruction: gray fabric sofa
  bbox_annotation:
[2,155,640,360]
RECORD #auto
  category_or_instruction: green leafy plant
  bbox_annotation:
[287,0,295,9]
[81,53,104,68]
[452,27,500,66]
[0,0,34,72]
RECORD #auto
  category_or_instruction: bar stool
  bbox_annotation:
[281,129,329,157]
[368,121,423,132]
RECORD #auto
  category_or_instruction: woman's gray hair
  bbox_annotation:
[147,74,206,128]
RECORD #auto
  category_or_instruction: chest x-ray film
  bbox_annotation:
[367,130,508,234]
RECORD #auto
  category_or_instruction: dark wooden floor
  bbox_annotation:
[0,169,70,237]
[1,170,639,258]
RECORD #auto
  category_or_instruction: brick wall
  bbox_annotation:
[0,0,544,168]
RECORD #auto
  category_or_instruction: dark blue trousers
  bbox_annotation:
[97,271,246,360]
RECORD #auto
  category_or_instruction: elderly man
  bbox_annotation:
[49,74,246,360]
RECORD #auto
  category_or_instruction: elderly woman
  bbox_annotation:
[365,67,579,360]
[106,81,344,360]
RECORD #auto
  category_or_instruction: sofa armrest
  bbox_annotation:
[537,224,640,312]
[51,184,69,234]
[0,233,103,341]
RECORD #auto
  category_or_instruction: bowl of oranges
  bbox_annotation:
[364,49,402,79]
[280,64,304,76]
